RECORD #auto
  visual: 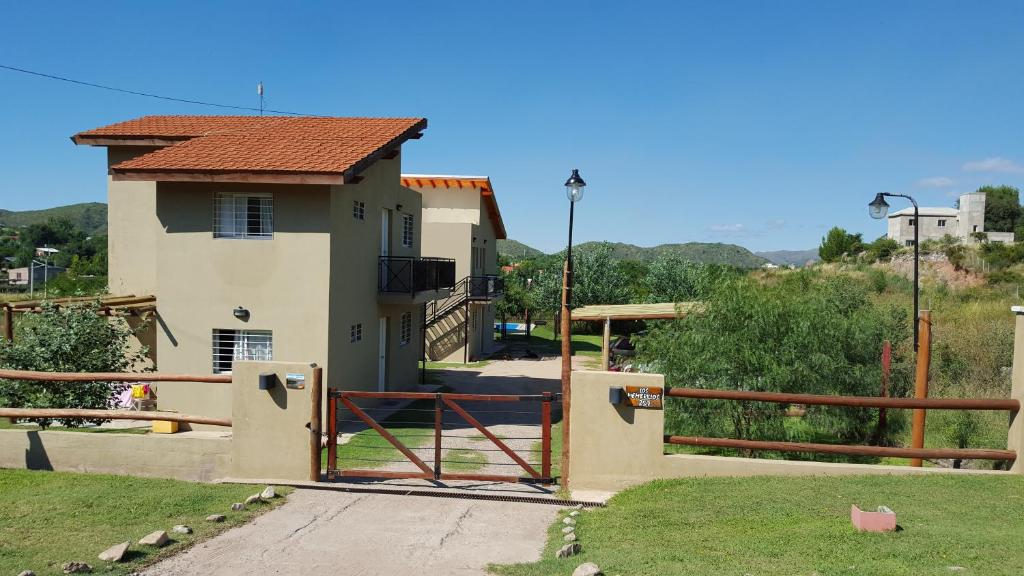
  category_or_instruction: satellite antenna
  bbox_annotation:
[257,81,264,115]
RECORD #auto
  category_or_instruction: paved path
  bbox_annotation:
[143,488,560,576]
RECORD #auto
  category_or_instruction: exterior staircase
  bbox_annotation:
[424,275,503,361]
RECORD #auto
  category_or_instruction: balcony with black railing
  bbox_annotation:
[467,275,505,301]
[378,256,457,303]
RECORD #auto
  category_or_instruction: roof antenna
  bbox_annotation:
[257,81,264,116]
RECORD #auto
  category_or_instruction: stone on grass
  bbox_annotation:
[573,503,584,510]
[562,526,575,534]
[138,530,169,547]
[206,514,226,522]
[261,486,277,499]
[172,525,193,534]
[62,562,92,574]
[555,542,581,559]
[231,503,245,512]
[564,532,577,542]
[569,511,580,517]
[98,541,130,562]
[244,494,262,505]
[18,570,35,576]
[562,517,576,526]
[572,562,603,576]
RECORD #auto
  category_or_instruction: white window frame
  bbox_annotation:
[402,214,414,248]
[212,329,273,374]
[353,200,365,221]
[938,219,946,227]
[908,218,915,227]
[350,323,363,343]
[213,192,273,239]
[400,312,412,346]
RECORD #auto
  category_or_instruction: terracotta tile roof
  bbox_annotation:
[72,116,427,183]
[400,175,507,240]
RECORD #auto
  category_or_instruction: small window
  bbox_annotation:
[214,192,273,239]
[350,323,363,343]
[400,312,412,346]
[212,329,272,374]
[353,201,365,221]
[938,219,946,227]
[973,225,979,232]
[908,218,915,226]
[905,240,916,246]
[402,214,414,248]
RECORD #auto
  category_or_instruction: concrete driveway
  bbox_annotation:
[143,488,559,576]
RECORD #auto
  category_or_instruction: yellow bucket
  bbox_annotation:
[151,420,178,434]
[131,384,147,399]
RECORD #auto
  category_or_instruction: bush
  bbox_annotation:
[637,270,911,450]
[0,302,149,427]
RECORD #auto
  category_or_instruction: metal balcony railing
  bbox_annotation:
[468,275,505,300]
[378,256,457,295]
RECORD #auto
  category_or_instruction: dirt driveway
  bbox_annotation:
[144,358,576,575]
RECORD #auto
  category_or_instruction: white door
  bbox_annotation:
[378,316,388,392]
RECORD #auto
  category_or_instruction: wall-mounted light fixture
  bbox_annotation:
[233,306,250,321]
[396,203,403,212]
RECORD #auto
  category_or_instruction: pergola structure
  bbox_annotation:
[2,294,156,342]
[571,302,700,370]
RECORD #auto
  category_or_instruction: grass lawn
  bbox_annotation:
[421,360,492,370]
[501,326,605,357]
[0,469,290,576]
[492,474,1024,576]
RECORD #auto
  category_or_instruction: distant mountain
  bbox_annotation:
[756,249,820,267]
[575,241,771,268]
[0,202,108,235]
[497,239,545,260]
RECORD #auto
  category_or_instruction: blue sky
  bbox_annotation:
[2,1,1023,253]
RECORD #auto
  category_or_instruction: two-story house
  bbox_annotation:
[401,175,506,363]
[887,191,1014,245]
[73,116,455,426]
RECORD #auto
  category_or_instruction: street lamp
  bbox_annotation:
[869,192,920,349]
[561,168,586,487]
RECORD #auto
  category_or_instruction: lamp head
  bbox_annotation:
[565,169,586,202]
[868,193,890,220]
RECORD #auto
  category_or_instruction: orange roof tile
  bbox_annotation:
[72,116,426,184]
[400,175,507,240]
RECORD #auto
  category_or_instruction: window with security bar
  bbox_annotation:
[402,213,414,247]
[212,329,273,374]
[213,192,273,239]
[400,312,412,345]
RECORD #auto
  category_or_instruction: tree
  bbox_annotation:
[532,242,632,315]
[818,227,863,262]
[0,303,149,428]
[636,270,910,452]
[979,185,1021,233]
[640,254,734,303]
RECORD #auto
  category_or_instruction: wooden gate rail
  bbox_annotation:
[664,386,1019,462]
[326,390,555,484]
[665,387,1020,411]
[665,435,1016,461]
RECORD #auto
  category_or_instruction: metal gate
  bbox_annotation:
[325,390,555,484]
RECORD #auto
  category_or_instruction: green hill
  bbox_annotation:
[756,249,819,267]
[0,202,108,235]
[497,239,545,260]
[575,241,770,268]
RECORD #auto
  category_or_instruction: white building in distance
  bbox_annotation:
[887,191,1014,246]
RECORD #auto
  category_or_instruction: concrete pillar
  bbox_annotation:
[1009,307,1024,473]
[231,361,321,481]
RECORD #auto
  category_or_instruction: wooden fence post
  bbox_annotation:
[309,366,323,482]
[601,317,611,371]
[910,311,932,467]
[3,304,13,342]
[1009,307,1024,473]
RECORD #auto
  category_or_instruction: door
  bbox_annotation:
[378,316,388,392]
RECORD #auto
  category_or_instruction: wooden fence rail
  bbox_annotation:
[665,435,1016,461]
[665,387,1020,411]
[0,407,231,427]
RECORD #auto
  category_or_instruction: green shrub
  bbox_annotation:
[0,302,149,427]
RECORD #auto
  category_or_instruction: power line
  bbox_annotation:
[0,63,312,116]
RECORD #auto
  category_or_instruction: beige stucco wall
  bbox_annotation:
[107,148,161,297]
[568,371,1004,493]
[1008,309,1024,473]
[0,429,231,482]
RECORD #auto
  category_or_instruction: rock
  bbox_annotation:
[562,517,576,526]
[231,503,245,511]
[562,526,575,534]
[555,542,581,559]
[172,525,192,534]
[18,570,36,576]
[569,511,580,517]
[564,532,577,542]
[138,530,169,547]
[261,486,277,499]
[62,563,92,574]
[206,514,226,522]
[244,494,261,505]
[573,503,584,510]
[98,541,130,562]
[573,562,603,576]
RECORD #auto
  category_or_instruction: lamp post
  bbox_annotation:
[561,168,586,487]
[869,192,920,350]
